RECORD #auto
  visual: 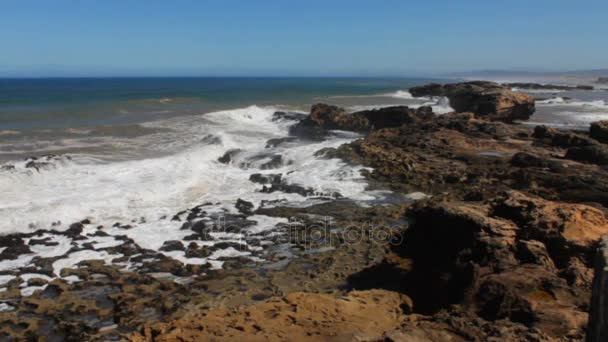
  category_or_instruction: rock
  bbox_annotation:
[516,240,556,271]
[235,198,254,215]
[259,155,283,169]
[409,81,535,122]
[272,111,307,122]
[350,105,434,130]
[533,125,595,148]
[249,173,282,185]
[590,121,608,143]
[362,191,605,338]
[218,149,242,164]
[131,290,412,341]
[491,190,608,265]
[588,235,608,342]
[159,240,185,252]
[289,103,434,135]
[596,77,608,84]
[265,137,296,148]
[510,152,563,172]
[566,145,608,165]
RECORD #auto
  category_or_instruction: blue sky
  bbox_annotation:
[0,0,606,77]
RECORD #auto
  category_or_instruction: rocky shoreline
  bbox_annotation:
[2,81,608,340]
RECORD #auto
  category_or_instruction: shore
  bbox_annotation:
[2,81,608,340]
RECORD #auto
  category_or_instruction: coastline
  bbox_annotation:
[1,80,608,340]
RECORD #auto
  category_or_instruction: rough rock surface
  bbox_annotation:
[588,235,608,342]
[289,103,434,136]
[5,81,608,341]
[132,290,411,342]
[409,81,535,122]
[590,120,608,144]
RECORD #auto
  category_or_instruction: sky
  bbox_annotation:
[0,0,606,77]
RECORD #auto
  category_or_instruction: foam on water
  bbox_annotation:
[0,105,376,278]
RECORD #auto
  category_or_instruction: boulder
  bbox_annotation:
[385,191,607,338]
[590,121,608,144]
[409,81,535,122]
[289,103,434,135]
[235,198,254,216]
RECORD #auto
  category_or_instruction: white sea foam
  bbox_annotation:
[0,105,379,277]
[383,90,415,99]
[537,97,608,110]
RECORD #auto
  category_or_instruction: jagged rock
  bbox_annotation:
[272,111,307,122]
[259,155,283,169]
[235,198,254,215]
[590,121,608,144]
[491,190,608,265]
[159,240,185,252]
[409,81,535,122]
[249,173,282,185]
[289,103,434,135]
[217,149,242,164]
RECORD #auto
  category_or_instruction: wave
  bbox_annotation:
[537,97,608,110]
[382,90,415,99]
[0,130,20,136]
[0,105,377,279]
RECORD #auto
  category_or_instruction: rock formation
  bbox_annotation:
[409,81,535,122]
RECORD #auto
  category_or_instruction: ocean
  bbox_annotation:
[1,76,607,284]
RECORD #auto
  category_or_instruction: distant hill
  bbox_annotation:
[444,69,608,85]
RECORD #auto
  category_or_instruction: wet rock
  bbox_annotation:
[272,111,307,122]
[259,155,283,169]
[217,149,242,164]
[565,145,608,165]
[25,160,52,171]
[200,134,222,145]
[590,120,608,144]
[235,198,254,216]
[159,240,185,252]
[249,173,282,185]
[265,137,296,148]
[289,103,434,137]
[410,81,535,122]
[0,165,16,172]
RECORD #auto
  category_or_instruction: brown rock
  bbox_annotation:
[409,81,535,122]
[131,290,411,341]
[590,121,608,144]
